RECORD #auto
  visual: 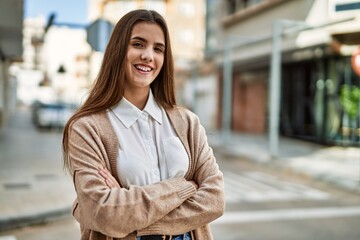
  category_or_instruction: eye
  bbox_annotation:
[132,42,143,48]
[154,47,164,53]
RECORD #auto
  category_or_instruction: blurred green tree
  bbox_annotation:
[340,85,360,120]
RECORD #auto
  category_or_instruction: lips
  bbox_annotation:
[134,64,153,72]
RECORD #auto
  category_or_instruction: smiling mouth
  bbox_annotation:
[134,65,153,72]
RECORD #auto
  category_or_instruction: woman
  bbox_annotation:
[63,9,224,240]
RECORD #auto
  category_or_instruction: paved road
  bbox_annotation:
[210,154,360,240]
[1,107,360,239]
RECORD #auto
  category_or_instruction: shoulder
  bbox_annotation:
[166,106,203,135]
[167,106,200,124]
[70,111,112,134]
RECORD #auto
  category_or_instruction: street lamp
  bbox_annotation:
[57,64,66,74]
[268,19,308,159]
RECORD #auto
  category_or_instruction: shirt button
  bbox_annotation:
[154,169,159,176]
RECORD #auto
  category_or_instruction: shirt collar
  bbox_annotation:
[111,90,162,128]
[143,90,162,124]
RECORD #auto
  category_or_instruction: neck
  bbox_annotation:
[123,88,150,110]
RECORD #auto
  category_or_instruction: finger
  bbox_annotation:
[98,168,120,188]
[106,178,116,188]
[102,167,111,174]
[99,167,113,178]
[106,176,120,188]
[98,169,108,179]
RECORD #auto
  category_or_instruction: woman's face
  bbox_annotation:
[125,22,165,91]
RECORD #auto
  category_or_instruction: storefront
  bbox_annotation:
[281,43,360,146]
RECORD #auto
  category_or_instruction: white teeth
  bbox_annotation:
[135,65,151,72]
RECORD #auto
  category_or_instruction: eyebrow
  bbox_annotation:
[131,36,165,48]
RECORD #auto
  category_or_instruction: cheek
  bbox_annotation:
[157,57,165,71]
[126,49,136,63]
[125,55,130,67]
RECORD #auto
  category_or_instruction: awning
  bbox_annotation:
[332,31,360,45]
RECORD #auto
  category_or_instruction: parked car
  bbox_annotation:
[31,100,77,129]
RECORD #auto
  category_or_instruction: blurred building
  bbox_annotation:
[86,0,214,126]
[20,15,91,107]
[88,0,205,65]
[206,0,360,146]
[0,0,23,129]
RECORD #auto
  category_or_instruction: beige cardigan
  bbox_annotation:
[69,106,225,240]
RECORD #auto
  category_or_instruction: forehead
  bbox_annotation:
[130,22,165,44]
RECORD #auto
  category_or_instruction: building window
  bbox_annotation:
[227,0,236,14]
[336,1,360,11]
[226,0,263,15]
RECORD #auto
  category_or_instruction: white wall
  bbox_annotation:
[0,62,4,126]
[216,0,360,65]
[184,73,218,130]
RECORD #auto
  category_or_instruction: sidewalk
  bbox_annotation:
[0,107,76,232]
[207,131,360,192]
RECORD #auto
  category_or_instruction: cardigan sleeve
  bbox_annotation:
[136,112,225,236]
[69,116,196,238]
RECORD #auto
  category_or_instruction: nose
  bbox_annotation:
[140,48,153,62]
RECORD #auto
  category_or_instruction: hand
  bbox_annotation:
[189,180,198,190]
[98,167,121,189]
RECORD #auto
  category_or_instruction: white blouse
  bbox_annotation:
[107,90,189,188]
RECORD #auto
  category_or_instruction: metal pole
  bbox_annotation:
[269,20,282,158]
[222,38,233,140]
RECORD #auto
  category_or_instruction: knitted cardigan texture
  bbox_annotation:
[69,106,225,240]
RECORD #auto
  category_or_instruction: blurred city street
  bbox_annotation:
[0,106,360,240]
[1,0,360,239]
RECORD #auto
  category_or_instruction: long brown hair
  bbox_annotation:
[63,9,175,173]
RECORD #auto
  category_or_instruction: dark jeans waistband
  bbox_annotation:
[137,232,191,240]
[138,235,174,240]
